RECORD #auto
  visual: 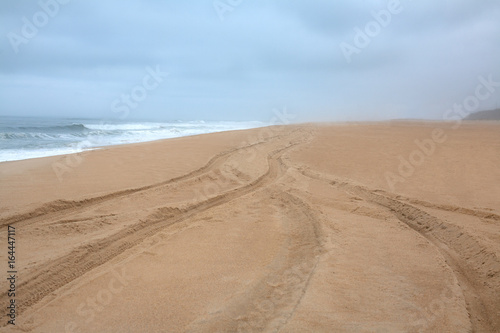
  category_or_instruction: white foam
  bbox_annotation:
[0,120,266,163]
[0,147,89,163]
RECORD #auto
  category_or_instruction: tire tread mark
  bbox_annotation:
[0,131,291,227]
[187,191,323,333]
[298,167,500,332]
[0,141,303,323]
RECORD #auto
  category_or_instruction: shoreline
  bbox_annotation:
[2,120,499,218]
[0,120,437,176]
[0,121,499,332]
[0,118,267,164]
[3,119,499,165]
[0,126,263,165]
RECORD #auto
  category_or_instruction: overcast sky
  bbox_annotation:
[1,0,499,122]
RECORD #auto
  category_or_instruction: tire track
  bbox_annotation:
[297,167,500,332]
[187,191,323,333]
[0,131,292,228]
[368,190,500,222]
[398,196,500,222]
[0,140,304,322]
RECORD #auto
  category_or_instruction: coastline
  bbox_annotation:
[0,117,266,163]
[0,121,499,332]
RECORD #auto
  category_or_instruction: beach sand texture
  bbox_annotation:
[0,122,499,332]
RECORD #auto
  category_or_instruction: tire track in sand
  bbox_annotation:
[187,191,323,333]
[369,190,500,222]
[0,131,293,228]
[0,140,304,323]
[297,167,500,332]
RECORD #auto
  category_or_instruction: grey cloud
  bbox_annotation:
[0,0,499,121]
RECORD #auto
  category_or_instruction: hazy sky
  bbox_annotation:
[1,0,499,122]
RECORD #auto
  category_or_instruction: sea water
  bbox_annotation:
[0,116,265,162]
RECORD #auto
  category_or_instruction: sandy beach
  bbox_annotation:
[0,122,499,332]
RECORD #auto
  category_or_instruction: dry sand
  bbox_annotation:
[0,122,499,332]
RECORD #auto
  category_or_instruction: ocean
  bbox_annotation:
[0,116,265,162]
